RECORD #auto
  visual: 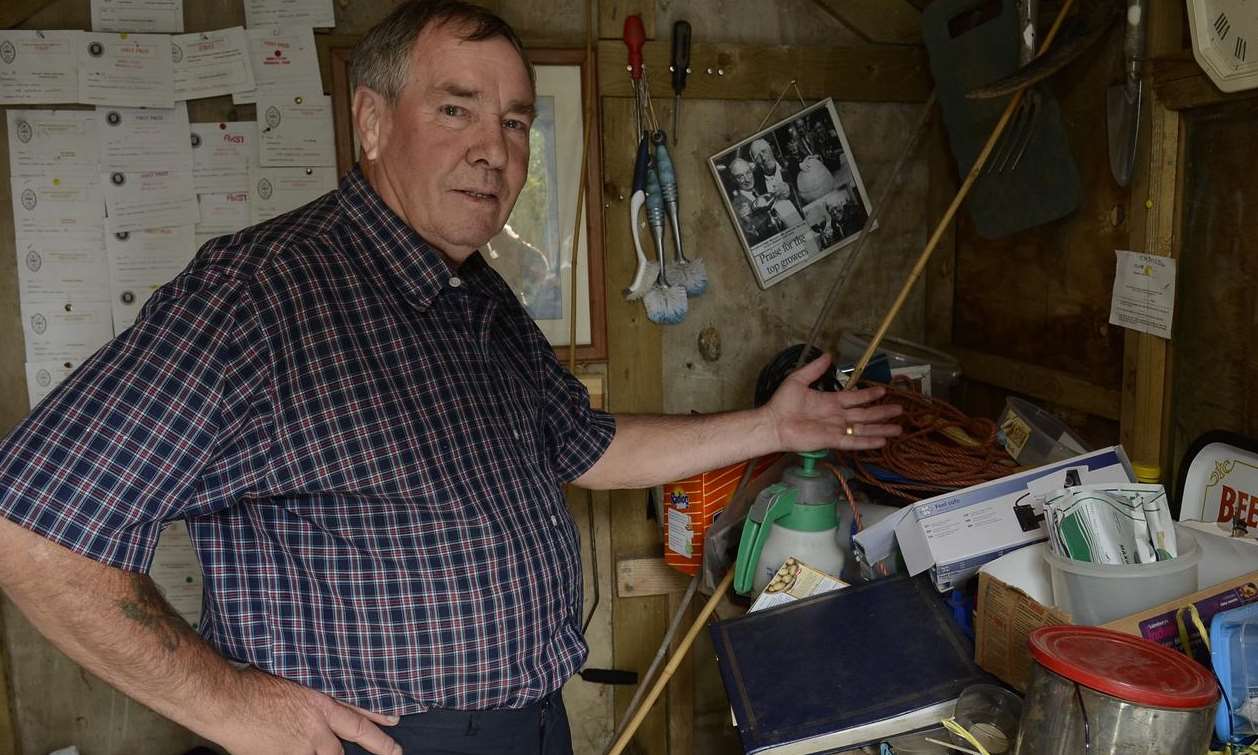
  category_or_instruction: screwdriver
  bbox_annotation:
[670,20,691,144]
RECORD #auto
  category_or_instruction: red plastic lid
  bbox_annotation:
[1029,626,1219,709]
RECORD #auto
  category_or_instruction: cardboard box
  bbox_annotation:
[975,568,1258,691]
[854,446,1133,592]
[663,455,779,575]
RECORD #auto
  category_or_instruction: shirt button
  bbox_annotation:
[449,276,462,288]
[551,515,558,526]
[513,430,520,439]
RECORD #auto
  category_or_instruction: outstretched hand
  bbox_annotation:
[763,353,903,452]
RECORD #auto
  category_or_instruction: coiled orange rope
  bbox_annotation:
[839,380,1019,501]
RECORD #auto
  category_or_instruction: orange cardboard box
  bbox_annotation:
[664,456,779,575]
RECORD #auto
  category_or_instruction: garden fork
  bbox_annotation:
[985,0,1039,174]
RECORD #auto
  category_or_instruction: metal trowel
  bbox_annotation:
[1106,0,1146,187]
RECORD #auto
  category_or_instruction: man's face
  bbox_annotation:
[752,144,777,171]
[732,162,754,190]
[356,23,534,265]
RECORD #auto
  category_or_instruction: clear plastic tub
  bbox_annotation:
[1044,529,1201,625]
[836,332,962,400]
[999,396,1090,467]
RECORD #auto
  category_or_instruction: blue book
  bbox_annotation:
[710,575,992,754]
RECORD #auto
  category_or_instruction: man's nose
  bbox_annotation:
[467,115,508,169]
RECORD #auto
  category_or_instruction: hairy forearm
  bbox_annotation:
[0,516,242,742]
[573,409,779,490]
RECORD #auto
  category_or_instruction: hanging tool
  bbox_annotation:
[670,20,691,144]
[1107,0,1145,187]
[643,162,687,324]
[624,136,658,301]
[654,139,706,296]
[623,15,646,142]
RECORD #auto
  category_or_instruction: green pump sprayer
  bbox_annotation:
[734,451,847,596]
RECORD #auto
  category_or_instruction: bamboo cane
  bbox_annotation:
[605,2,1079,752]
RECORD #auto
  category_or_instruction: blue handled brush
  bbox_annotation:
[654,140,707,296]
[643,165,687,324]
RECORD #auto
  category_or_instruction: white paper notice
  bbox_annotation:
[21,297,114,362]
[91,0,183,33]
[232,27,321,105]
[103,169,198,233]
[243,0,334,31]
[107,225,195,331]
[0,31,79,105]
[15,230,111,302]
[97,104,192,171]
[1109,249,1176,340]
[249,164,335,224]
[26,358,81,410]
[7,110,100,176]
[257,93,334,167]
[78,33,175,109]
[190,121,255,193]
[11,175,105,233]
[196,191,250,235]
[173,27,255,101]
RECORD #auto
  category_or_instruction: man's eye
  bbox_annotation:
[503,118,530,131]
[440,104,465,117]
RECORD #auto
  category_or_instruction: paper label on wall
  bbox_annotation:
[20,296,114,362]
[149,521,203,626]
[1109,249,1176,340]
[257,93,335,167]
[0,30,79,105]
[249,164,335,224]
[25,358,81,410]
[232,27,321,105]
[91,0,183,33]
[195,191,250,235]
[102,169,198,234]
[78,32,175,109]
[11,174,105,234]
[172,27,255,101]
[7,110,100,176]
[15,229,111,302]
[107,225,195,331]
[190,121,256,193]
[243,0,334,30]
[97,103,192,171]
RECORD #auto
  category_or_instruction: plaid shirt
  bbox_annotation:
[0,166,616,713]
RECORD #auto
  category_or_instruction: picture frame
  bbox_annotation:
[329,46,607,363]
[708,98,873,290]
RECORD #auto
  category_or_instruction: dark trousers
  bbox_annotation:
[343,690,573,755]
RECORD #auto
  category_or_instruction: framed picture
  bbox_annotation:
[708,98,873,289]
[329,46,607,363]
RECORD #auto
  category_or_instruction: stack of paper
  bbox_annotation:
[1043,483,1178,564]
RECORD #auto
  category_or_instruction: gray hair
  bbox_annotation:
[350,0,534,104]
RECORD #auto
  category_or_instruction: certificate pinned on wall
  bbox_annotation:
[708,98,873,289]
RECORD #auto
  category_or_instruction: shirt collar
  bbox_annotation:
[336,165,513,309]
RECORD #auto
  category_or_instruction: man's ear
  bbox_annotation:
[353,86,389,162]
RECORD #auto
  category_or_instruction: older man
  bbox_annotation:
[0,2,900,754]
[749,137,803,218]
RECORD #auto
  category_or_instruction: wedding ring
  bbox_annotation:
[845,425,856,436]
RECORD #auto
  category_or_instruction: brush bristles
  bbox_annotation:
[675,258,708,296]
[645,283,688,324]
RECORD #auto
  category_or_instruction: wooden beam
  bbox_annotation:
[597,40,931,103]
[952,348,1122,420]
[809,0,923,46]
[616,557,690,598]
[2,0,59,28]
[0,607,15,755]
[1151,54,1258,112]
[666,590,696,755]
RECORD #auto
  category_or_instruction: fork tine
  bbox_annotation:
[996,93,1034,173]
[986,99,1023,175]
[1005,89,1041,172]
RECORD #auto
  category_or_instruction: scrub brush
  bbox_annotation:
[654,139,707,296]
[624,136,658,301]
[643,165,687,324]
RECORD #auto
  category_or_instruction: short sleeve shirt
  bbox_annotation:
[0,166,616,714]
